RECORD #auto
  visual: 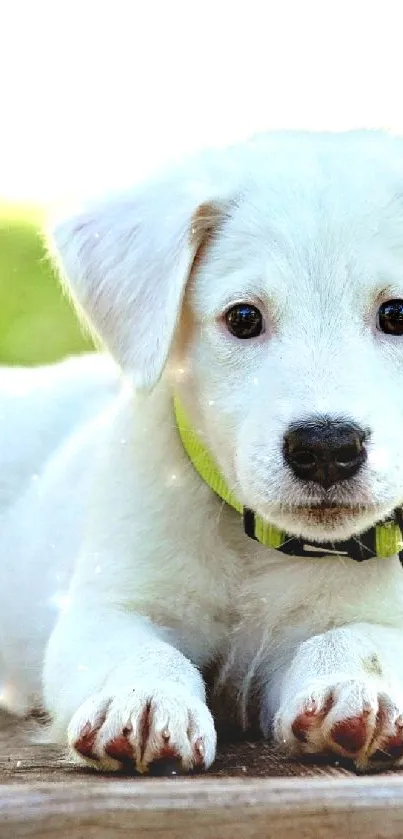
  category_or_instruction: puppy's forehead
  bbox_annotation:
[194,142,403,313]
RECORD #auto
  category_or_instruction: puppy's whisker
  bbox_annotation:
[215,499,227,527]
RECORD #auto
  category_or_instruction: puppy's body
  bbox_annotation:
[3,130,403,770]
[0,354,120,711]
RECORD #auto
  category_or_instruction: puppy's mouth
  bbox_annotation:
[261,499,388,541]
[291,502,369,526]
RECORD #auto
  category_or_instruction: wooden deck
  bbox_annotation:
[2,711,403,837]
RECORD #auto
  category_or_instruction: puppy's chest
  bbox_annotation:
[121,531,244,665]
[233,549,403,640]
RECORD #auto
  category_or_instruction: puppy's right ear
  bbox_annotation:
[48,172,228,390]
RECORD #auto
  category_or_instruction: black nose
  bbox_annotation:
[283,418,368,489]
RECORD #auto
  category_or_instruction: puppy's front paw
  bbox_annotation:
[274,677,403,769]
[67,684,216,773]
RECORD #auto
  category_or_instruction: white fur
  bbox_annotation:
[3,129,403,770]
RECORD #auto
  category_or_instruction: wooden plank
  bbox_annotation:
[2,712,403,838]
[2,775,403,839]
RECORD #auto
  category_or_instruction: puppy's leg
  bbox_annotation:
[43,607,216,773]
[267,623,403,768]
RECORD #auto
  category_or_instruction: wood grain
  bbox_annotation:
[2,712,403,838]
[2,776,403,839]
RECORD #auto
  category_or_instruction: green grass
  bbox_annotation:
[0,203,93,366]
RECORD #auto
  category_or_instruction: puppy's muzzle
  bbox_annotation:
[283,418,368,489]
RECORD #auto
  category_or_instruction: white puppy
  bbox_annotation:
[2,130,403,773]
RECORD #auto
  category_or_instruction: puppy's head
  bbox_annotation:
[50,130,403,542]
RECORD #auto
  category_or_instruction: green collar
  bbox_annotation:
[174,397,403,562]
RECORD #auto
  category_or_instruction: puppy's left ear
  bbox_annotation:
[48,175,227,389]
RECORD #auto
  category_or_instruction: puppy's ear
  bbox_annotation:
[49,177,226,389]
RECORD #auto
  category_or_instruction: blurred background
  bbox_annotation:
[1,0,403,366]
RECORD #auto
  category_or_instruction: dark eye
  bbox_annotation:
[377,299,403,335]
[225,303,264,339]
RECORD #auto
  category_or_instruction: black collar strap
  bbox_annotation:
[244,507,403,563]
